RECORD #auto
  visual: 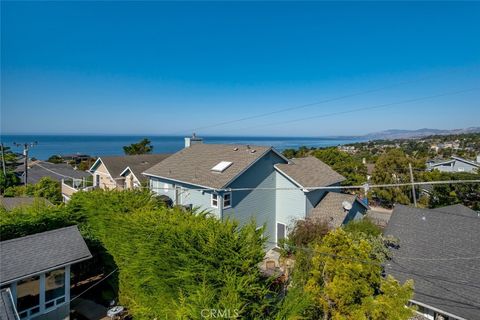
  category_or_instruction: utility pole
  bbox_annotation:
[0,143,6,176]
[13,141,37,185]
[408,163,417,207]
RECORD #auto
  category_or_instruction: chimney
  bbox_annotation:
[184,133,203,148]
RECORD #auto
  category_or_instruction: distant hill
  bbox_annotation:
[363,127,480,140]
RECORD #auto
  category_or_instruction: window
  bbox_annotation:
[45,268,66,309]
[211,193,218,208]
[223,192,232,208]
[277,222,286,243]
[163,183,169,192]
[16,276,40,315]
[95,174,100,186]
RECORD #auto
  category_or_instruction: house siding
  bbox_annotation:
[149,177,220,218]
[274,171,306,230]
[223,151,286,245]
[91,162,117,190]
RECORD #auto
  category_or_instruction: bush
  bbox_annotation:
[343,218,382,237]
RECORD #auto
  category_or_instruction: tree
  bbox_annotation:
[47,155,64,163]
[123,138,153,155]
[305,229,413,320]
[314,148,367,186]
[67,189,273,319]
[3,177,62,204]
[0,171,20,194]
[371,149,424,206]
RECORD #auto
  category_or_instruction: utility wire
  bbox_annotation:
[229,87,479,132]
[177,68,475,135]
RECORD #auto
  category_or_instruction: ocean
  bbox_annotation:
[0,135,362,160]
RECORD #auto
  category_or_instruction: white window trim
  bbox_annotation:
[211,193,219,208]
[223,192,232,209]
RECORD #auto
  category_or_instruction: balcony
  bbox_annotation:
[61,177,94,201]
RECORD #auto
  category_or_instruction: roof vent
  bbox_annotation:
[233,147,239,151]
[250,149,256,153]
[342,201,352,211]
[211,161,233,173]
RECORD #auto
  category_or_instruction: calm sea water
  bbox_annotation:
[0,135,362,160]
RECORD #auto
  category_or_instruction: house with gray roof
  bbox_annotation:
[143,137,346,247]
[16,161,91,185]
[89,153,170,190]
[0,226,92,320]
[310,192,369,228]
[426,155,480,173]
[384,204,480,320]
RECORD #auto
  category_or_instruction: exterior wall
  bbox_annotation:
[343,201,368,225]
[91,162,117,190]
[223,151,286,246]
[3,265,71,320]
[149,177,220,218]
[123,171,141,190]
[275,171,306,231]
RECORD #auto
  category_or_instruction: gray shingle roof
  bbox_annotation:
[384,204,480,320]
[0,289,19,320]
[309,192,366,228]
[275,157,345,188]
[93,154,170,180]
[0,197,52,211]
[0,226,92,285]
[143,144,276,189]
[20,161,91,184]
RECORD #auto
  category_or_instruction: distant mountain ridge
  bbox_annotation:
[363,127,480,140]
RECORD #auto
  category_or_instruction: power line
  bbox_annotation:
[177,68,476,135]
[228,87,479,132]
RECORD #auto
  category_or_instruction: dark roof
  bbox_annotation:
[310,192,368,228]
[0,226,92,285]
[0,197,52,211]
[19,161,91,184]
[0,289,19,320]
[275,157,345,188]
[451,156,480,168]
[384,204,480,320]
[119,155,171,183]
[92,154,170,180]
[143,144,281,189]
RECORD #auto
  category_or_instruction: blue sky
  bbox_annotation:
[1,1,479,136]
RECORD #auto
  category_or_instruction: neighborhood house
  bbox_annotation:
[143,137,361,247]
[0,226,92,320]
[385,204,480,320]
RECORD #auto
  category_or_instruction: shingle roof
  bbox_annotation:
[384,204,480,320]
[20,161,91,184]
[0,289,19,320]
[143,144,276,189]
[309,192,366,228]
[0,197,52,211]
[93,154,170,180]
[275,157,345,188]
[0,226,92,285]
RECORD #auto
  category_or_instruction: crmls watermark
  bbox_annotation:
[200,309,239,319]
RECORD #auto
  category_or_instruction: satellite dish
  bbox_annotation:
[342,201,352,211]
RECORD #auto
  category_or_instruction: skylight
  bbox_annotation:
[211,161,233,173]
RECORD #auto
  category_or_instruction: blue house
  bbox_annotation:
[426,155,480,173]
[143,137,352,247]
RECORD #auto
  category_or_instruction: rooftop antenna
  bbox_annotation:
[342,201,352,211]
[13,141,37,185]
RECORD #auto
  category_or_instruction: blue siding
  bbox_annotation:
[343,201,368,225]
[149,177,220,218]
[223,151,286,245]
[275,171,306,230]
